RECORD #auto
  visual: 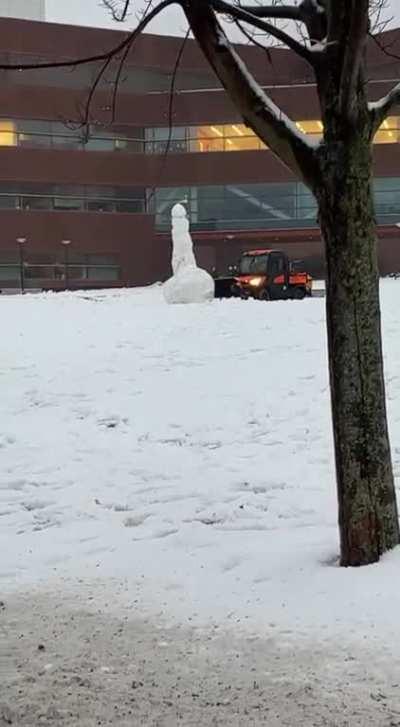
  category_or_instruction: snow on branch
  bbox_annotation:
[369,83,400,133]
[210,0,322,66]
[239,0,327,42]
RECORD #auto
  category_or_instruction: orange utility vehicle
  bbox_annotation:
[230,249,313,300]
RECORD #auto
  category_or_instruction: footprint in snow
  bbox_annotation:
[123,514,150,528]
[97,416,129,429]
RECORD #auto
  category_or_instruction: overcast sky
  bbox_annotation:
[46,0,400,37]
[47,1,197,35]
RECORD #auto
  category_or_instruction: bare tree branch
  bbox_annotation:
[149,28,191,202]
[237,4,303,21]
[210,0,322,66]
[369,82,400,134]
[367,19,400,132]
[108,0,158,125]
[181,0,319,184]
[231,17,273,61]
[239,0,327,42]
[0,0,176,71]
[102,0,131,22]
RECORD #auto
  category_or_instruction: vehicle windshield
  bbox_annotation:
[239,254,269,275]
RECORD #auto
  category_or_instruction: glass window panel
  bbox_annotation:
[154,127,186,140]
[200,136,224,152]
[0,265,19,281]
[373,178,400,216]
[18,132,51,148]
[21,196,53,210]
[373,177,400,191]
[197,196,225,221]
[156,187,190,202]
[50,122,79,137]
[146,127,188,153]
[25,265,57,279]
[53,184,84,196]
[0,120,16,146]
[226,123,251,138]
[225,135,261,151]
[87,266,120,280]
[295,120,323,142]
[87,254,118,265]
[297,186,318,219]
[197,185,225,198]
[0,251,18,263]
[17,119,52,134]
[68,253,86,264]
[296,120,324,133]
[115,199,144,213]
[194,125,224,152]
[87,199,116,212]
[0,195,18,209]
[112,186,144,199]
[114,138,144,152]
[53,197,84,210]
[84,137,116,152]
[374,116,399,144]
[69,265,87,279]
[28,253,56,264]
[52,135,82,150]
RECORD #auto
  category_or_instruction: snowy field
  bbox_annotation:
[2,281,400,639]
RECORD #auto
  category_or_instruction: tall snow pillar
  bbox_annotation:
[163,203,215,304]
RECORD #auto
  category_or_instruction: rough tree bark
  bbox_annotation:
[316,124,399,565]
[310,4,400,565]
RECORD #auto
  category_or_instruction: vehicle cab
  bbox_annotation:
[233,249,312,300]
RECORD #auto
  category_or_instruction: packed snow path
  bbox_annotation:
[1,283,400,641]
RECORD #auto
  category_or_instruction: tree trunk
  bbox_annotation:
[317,134,400,566]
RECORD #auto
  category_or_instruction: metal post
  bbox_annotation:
[16,237,27,294]
[61,240,71,290]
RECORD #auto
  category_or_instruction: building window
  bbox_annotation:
[151,178,400,231]
[145,117,400,154]
[0,251,19,281]
[0,120,17,147]
[0,183,145,215]
[145,126,188,154]
[87,255,120,280]
[374,116,400,144]
[0,117,145,153]
[1,115,400,155]
[0,251,121,283]
[150,182,302,231]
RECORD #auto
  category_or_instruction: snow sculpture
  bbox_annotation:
[163,203,215,304]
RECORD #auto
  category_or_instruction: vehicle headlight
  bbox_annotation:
[249,276,263,287]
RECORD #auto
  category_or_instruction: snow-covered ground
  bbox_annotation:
[2,282,400,642]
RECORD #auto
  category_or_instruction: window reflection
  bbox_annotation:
[0,115,399,156]
[374,116,400,144]
[0,120,17,146]
[153,178,400,231]
[146,117,400,153]
[0,183,145,214]
[0,251,121,282]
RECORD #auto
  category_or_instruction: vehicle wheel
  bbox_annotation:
[260,288,270,301]
[292,287,306,300]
